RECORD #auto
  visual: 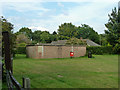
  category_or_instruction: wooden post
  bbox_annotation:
[2,31,12,72]
[22,77,30,89]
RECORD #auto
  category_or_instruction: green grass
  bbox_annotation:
[12,54,118,88]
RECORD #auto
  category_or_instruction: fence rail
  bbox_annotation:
[6,70,22,90]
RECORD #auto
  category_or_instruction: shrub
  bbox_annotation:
[86,46,113,55]
[14,47,26,54]
[113,43,120,54]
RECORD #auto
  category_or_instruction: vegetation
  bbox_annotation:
[86,46,113,55]
[76,24,99,44]
[66,37,86,45]
[58,23,99,44]
[12,54,118,88]
[1,16,16,56]
[105,7,120,53]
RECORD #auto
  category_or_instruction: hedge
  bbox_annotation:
[86,46,113,55]
[14,47,26,54]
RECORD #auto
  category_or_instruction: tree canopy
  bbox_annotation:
[105,7,120,53]
[17,27,33,40]
[76,24,99,44]
[58,23,99,44]
[1,16,16,56]
[105,7,120,46]
[58,23,77,38]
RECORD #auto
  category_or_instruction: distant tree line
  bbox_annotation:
[14,23,100,46]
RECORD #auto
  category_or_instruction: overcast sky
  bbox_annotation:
[0,0,119,34]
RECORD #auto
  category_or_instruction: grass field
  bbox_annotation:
[12,54,118,88]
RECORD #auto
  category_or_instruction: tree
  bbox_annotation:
[16,34,31,45]
[18,27,33,40]
[58,23,77,38]
[105,7,120,46]
[52,31,57,35]
[32,30,42,43]
[105,7,120,53]
[32,30,52,43]
[76,24,99,44]
[66,37,86,45]
[99,34,108,46]
[1,16,16,56]
[40,32,51,43]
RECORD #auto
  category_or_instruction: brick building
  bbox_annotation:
[26,45,86,59]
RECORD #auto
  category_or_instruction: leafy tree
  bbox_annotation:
[99,34,108,46]
[32,30,42,43]
[66,37,86,45]
[1,16,16,56]
[58,23,77,38]
[76,24,99,44]
[105,7,120,46]
[18,27,32,40]
[50,34,57,41]
[32,30,57,43]
[40,32,51,43]
[16,34,31,45]
[52,31,57,35]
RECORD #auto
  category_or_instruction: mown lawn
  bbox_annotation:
[12,54,118,88]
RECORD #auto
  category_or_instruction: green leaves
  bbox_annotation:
[105,7,120,46]
[58,23,99,44]
[66,37,86,45]
[58,23,77,38]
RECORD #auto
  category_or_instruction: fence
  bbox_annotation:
[2,31,30,89]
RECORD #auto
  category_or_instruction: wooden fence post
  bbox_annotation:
[22,77,30,89]
[2,31,12,73]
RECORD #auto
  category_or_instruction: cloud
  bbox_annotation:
[47,2,117,33]
[2,2,49,12]
[29,26,49,32]
[57,2,64,7]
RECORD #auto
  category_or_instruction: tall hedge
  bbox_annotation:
[14,47,26,54]
[86,46,113,55]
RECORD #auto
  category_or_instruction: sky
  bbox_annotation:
[0,0,119,34]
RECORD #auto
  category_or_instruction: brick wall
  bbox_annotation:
[26,45,86,59]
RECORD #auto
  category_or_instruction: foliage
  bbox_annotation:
[66,37,86,45]
[32,30,42,43]
[32,30,58,43]
[99,34,108,46]
[113,43,120,54]
[17,43,27,47]
[76,24,100,44]
[57,23,99,44]
[40,32,51,43]
[17,27,33,40]
[58,23,77,38]
[52,31,57,35]
[15,47,26,54]
[105,7,120,46]
[16,34,31,45]
[57,35,70,40]
[86,46,113,55]
[1,16,16,56]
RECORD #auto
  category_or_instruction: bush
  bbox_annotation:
[86,46,113,55]
[14,47,26,54]
[113,43,120,54]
